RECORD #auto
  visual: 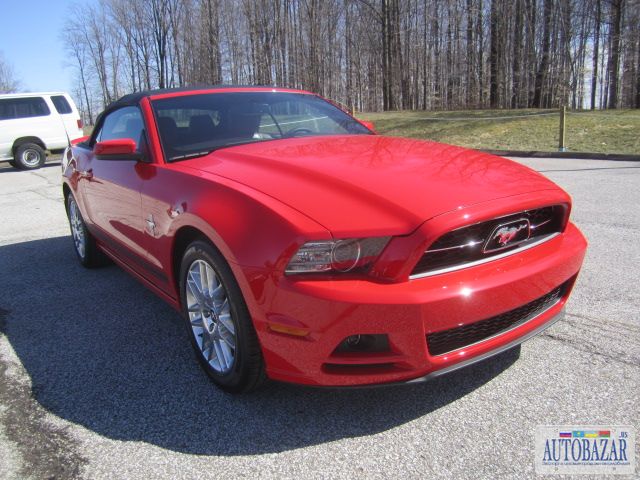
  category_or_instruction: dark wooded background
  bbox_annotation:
[59,0,639,124]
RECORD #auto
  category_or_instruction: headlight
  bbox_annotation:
[285,237,390,275]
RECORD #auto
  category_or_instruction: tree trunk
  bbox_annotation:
[432,2,440,109]
[533,0,552,108]
[607,0,624,109]
[466,0,475,107]
[422,0,428,110]
[636,29,640,108]
[489,0,499,108]
[477,0,484,107]
[512,0,523,108]
[591,0,601,110]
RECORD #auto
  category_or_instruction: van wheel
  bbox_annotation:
[14,143,46,170]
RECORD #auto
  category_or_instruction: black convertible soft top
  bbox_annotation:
[94,85,300,132]
[89,85,311,146]
[103,85,289,113]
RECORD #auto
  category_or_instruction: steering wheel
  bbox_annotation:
[284,128,314,138]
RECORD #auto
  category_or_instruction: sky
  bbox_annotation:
[0,0,78,94]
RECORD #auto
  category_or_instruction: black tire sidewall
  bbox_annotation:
[179,240,258,392]
[15,143,46,170]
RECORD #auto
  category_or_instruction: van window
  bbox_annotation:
[0,97,50,120]
[51,95,72,114]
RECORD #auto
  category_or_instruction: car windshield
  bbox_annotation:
[151,92,371,161]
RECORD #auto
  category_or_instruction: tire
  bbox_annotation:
[14,143,46,170]
[8,160,18,168]
[66,194,109,268]
[179,240,265,393]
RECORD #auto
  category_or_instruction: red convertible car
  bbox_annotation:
[62,86,587,392]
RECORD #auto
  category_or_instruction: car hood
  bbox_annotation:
[184,135,560,236]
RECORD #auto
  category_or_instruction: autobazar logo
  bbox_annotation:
[535,425,635,474]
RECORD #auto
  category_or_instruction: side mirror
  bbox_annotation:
[94,139,142,160]
[71,135,90,145]
[360,120,376,133]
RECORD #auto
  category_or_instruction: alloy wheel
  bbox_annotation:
[68,197,86,259]
[185,259,237,374]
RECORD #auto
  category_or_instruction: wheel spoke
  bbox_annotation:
[195,331,205,350]
[187,269,202,295]
[218,312,235,336]
[206,338,216,362]
[219,298,229,314]
[187,271,205,305]
[219,330,235,350]
[205,265,219,298]
[190,315,204,327]
[213,339,227,371]
[198,261,211,299]
[221,338,235,369]
[211,284,224,306]
[202,330,212,350]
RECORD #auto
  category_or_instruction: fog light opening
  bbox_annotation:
[346,334,361,347]
[333,334,390,354]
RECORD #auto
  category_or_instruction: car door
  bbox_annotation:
[79,106,149,275]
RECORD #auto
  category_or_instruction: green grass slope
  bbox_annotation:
[358,109,639,155]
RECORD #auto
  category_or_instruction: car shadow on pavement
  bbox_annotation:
[0,236,520,456]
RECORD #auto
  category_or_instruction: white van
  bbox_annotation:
[0,92,84,169]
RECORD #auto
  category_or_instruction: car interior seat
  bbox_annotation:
[189,115,216,144]
[224,105,262,140]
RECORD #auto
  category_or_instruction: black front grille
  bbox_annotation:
[426,282,566,356]
[411,205,567,277]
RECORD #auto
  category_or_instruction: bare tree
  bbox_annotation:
[61,0,640,114]
[607,0,625,108]
[489,0,500,108]
[0,52,20,93]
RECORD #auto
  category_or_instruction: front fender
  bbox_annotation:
[141,164,330,309]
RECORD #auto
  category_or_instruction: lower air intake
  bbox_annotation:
[426,282,567,356]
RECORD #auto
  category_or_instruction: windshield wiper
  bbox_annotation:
[168,150,213,162]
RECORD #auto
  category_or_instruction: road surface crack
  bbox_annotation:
[540,331,639,369]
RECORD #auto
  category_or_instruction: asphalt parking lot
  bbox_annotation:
[0,156,638,479]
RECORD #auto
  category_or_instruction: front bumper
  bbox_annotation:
[404,308,564,384]
[246,222,587,386]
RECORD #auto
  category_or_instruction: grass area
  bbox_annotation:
[357,109,640,155]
